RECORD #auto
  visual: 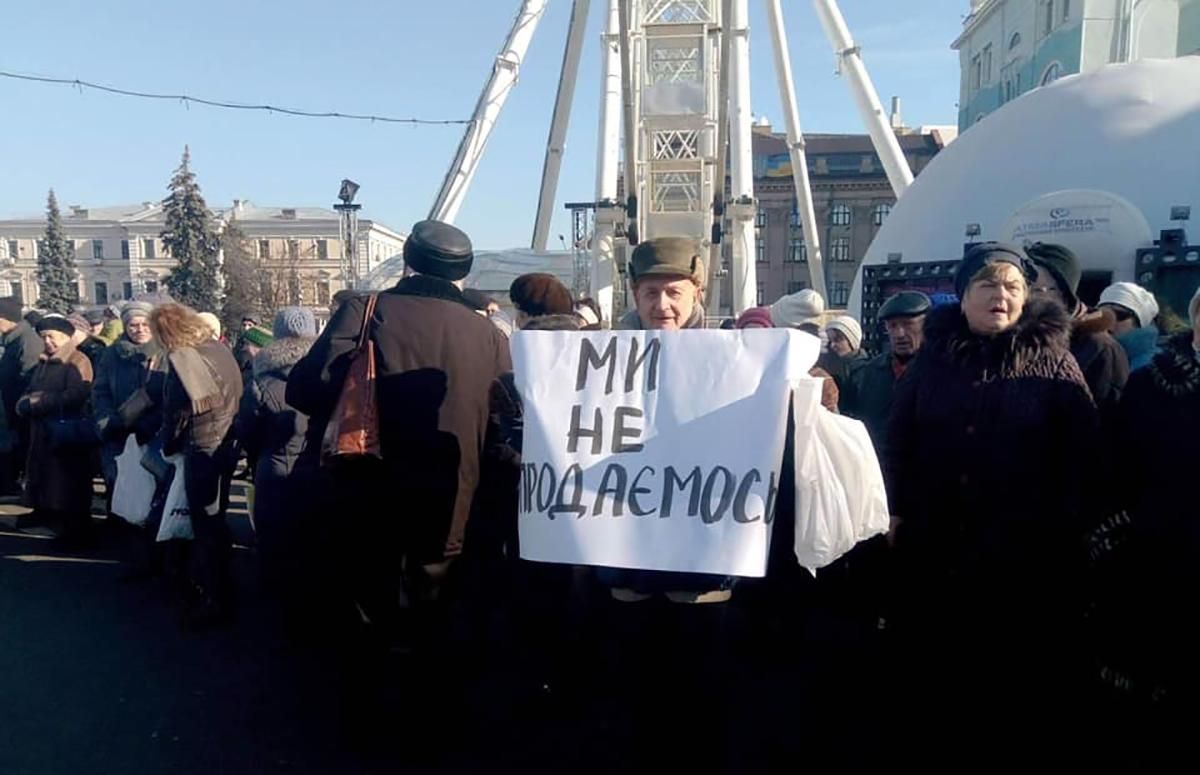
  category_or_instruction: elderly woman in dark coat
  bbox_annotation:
[16,315,96,545]
[886,243,1101,753]
[93,301,163,496]
[152,303,243,626]
[235,307,314,593]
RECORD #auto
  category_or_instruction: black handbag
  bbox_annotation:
[46,417,101,450]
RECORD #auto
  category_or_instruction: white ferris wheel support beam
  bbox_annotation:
[811,0,913,197]
[617,0,640,245]
[727,0,758,315]
[429,0,549,224]
[591,0,623,322]
[765,0,826,302]
[532,0,592,251]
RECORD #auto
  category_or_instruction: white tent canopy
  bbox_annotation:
[851,57,1200,315]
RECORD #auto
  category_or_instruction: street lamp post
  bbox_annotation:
[333,179,362,291]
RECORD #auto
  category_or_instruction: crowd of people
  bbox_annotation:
[2,220,1196,766]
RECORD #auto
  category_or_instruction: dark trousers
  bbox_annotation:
[184,450,235,609]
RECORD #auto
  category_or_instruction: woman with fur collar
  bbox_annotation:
[1104,286,1200,712]
[885,243,1101,752]
[234,307,315,597]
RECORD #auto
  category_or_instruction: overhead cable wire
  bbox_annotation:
[0,69,472,126]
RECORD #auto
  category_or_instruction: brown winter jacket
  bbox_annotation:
[21,346,94,514]
[160,340,244,458]
[287,274,512,562]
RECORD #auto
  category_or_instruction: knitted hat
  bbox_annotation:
[273,306,316,339]
[197,312,222,339]
[1026,242,1083,312]
[66,313,91,334]
[955,242,1033,298]
[0,296,22,323]
[825,316,863,352]
[121,300,155,327]
[83,308,105,326]
[734,307,775,329]
[1098,282,1159,328]
[35,314,76,337]
[404,220,474,281]
[1190,285,1200,327]
[770,289,825,329]
[510,273,574,317]
[242,325,274,348]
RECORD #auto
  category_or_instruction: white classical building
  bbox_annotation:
[0,200,406,307]
[953,0,1200,130]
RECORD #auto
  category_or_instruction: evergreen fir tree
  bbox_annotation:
[218,217,262,335]
[162,146,222,312]
[36,189,80,314]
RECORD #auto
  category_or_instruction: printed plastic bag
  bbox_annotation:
[111,435,156,526]
[155,454,193,542]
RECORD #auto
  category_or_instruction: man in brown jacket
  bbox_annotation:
[288,220,511,617]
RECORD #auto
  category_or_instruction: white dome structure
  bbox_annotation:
[851,57,1200,316]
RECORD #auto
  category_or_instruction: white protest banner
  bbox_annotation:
[512,329,818,577]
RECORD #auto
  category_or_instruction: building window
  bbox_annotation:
[120,240,130,260]
[970,55,982,91]
[787,238,807,263]
[259,240,271,260]
[756,284,765,306]
[1041,61,1062,86]
[830,281,850,306]
[787,281,807,295]
[122,281,133,300]
[1062,0,1070,22]
[1009,32,1022,50]
[755,211,767,228]
[91,239,103,260]
[1042,1,1055,38]
[142,239,155,259]
[830,204,852,227]
[983,44,993,84]
[872,203,892,226]
[755,236,766,263]
[316,277,331,306]
[8,281,22,302]
[94,281,108,304]
[6,240,17,260]
[287,240,300,261]
[831,237,851,262]
[145,280,158,294]
[316,239,329,260]
[789,208,802,228]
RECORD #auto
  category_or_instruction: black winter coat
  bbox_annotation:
[287,275,512,562]
[843,351,904,458]
[1070,306,1129,421]
[887,300,1100,590]
[93,337,164,481]
[236,337,311,514]
[0,321,44,425]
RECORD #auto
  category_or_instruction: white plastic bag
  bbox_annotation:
[111,435,156,526]
[791,379,891,573]
[155,454,193,542]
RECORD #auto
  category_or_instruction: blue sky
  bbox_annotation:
[0,0,965,247]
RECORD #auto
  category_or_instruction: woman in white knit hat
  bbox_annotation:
[1098,281,1161,371]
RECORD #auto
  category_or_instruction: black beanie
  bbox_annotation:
[955,242,1033,298]
[403,220,474,282]
[1025,242,1082,312]
[0,296,22,323]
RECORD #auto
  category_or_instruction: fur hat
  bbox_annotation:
[35,314,76,337]
[0,296,23,323]
[1098,282,1159,328]
[510,273,574,317]
[735,307,774,329]
[197,312,221,339]
[273,306,316,339]
[825,316,863,352]
[122,300,155,327]
[242,325,274,348]
[770,289,825,329]
[404,220,474,281]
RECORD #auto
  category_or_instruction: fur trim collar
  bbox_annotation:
[253,336,313,378]
[111,336,162,361]
[923,298,1071,375]
[1148,333,1200,398]
[1072,306,1115,338]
